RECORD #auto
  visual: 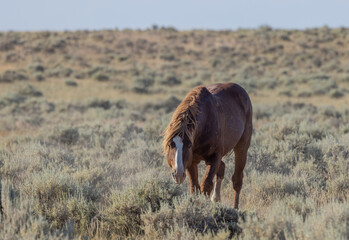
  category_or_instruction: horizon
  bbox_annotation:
[1,0,349,32]
[2,25,347,33]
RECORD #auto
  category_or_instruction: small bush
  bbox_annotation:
[278,90,292,97]
[0,70,28,83]
[329,89,344,98]
[28,63,45,72]
[137,177,183,212]
[159,74,181,86]
[17,84,43,97]
[47,66,73,78]
[45,37,67,53]
[160,53,175,61]
[133,76,155,93]
[117,54,128,61]
[240,203,302,239]
[87,65,119,82]
[312,78,337,95]
[298,91,312,98]
[101,177,182,238]
[87,99,111,110]
[93,73,109,81]
[34,73,45,82]
[55,127,80,145]
[102,190,147,237]
[5,52,19,63]
[65,79,78,87]
[144,96,181,113]
[0,183,67,239]
[21,171,98,230]
[142,195,241,238]
[339,75,349,83]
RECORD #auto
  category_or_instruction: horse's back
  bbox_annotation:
[206,83,252,116]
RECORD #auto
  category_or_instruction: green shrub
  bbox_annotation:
[56,127,79,145]
[137,177,183,212]
[34,73,45,82]
[117,54,128,61]
[329,89,344,98]
[46,66,73,78]
[87,65,119,82]
[159,74,181,86]
[102,189,147,237]
[0,182,68,239]
[298,91,312,98]
[45,37,67,53]
[239,201,302,239]
[65,79,78,87]
[144,96,181,113]
[67,197,97,234]
[99,177,181,237]
[0,84,47,111]
[160,53,175,61]
[0,70,28,83]
[5,52,19,63]
[21,170,98,231]
[142,194,241,238]
[93,73,109,81]
[133,76,155,93]
[28,63,45,72]
[339,74,349,83]
[17,84,43,97]
[87,99,111,110]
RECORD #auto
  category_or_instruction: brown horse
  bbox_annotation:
[163,83,252,208]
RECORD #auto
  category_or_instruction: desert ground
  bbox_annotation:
[0,26,349,239]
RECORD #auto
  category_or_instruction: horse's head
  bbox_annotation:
[167,135,193,184]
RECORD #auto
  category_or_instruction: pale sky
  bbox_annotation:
[1,0,349,31]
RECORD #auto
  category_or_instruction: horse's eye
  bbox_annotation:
[170,142,176,148]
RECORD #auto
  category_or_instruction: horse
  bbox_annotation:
[163,83,252,209]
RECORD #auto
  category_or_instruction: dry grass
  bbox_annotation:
[0,27,349,239]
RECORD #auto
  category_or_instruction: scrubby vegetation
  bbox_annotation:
[1,27,349,239]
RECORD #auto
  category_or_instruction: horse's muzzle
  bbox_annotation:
[172,171,186,184]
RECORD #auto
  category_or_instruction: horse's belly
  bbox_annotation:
[221,118,245,155]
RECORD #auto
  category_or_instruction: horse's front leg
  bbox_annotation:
[211,161,225,202]
[187,164,200,195]
[201,154,221,196]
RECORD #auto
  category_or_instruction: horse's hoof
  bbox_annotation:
[211,196,221,202]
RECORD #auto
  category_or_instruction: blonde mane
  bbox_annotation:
[163,86,208,155]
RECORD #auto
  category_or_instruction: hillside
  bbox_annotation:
[0,27,349,239]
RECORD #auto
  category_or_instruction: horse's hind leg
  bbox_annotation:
[232,132,251,208]
[232,149,246,209]
[211,161,225,202]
